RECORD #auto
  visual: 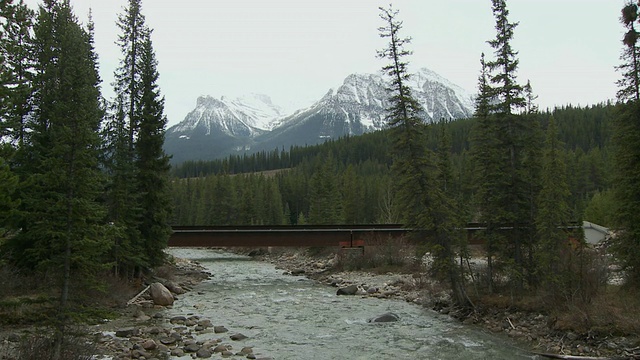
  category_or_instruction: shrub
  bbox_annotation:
[334,235,416,272]
[15,330,96,360]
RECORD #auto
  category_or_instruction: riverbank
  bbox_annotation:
[88,254,277,360]
[249,247,640,360]
[0,254,275,360]
[4,247,636,359]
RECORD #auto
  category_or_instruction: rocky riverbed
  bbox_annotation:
[88,256,275,360]
[253,248,640,360]
[3,248,637,360]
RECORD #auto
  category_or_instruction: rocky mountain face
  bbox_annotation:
[164,68,474,164]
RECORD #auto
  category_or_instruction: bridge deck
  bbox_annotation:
[168,223,583,248]
[169,225,407,247]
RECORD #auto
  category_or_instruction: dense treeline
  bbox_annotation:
[0,0,172,351]
[170,103,613,227]
[171,130,394,178]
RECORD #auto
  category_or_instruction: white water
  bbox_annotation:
[166,248,535,360]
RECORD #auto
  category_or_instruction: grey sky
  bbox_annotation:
[24,0,623,126]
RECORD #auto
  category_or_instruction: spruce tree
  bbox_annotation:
[377,5,467,306]
[471,52,502,292]
[0,0,34,146]
[308,154,342,224]
[4,2,109,354]
[535,117,571,290]
[472,0,539,292]
[612,1,640,287]
[135,33,172,267]
[0,157,19,238]
[106,0,171,273]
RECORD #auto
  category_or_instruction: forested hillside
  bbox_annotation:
[170,103,614,227]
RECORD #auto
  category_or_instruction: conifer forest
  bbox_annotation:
[1,0,640,357]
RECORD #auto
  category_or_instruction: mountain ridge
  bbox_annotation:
[164,68,475,164]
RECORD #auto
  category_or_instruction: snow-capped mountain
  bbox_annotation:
[164,68,475,163]
[171,93,285,138]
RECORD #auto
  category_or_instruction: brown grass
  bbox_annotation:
[552,287,640,336]
[333,235,417,273]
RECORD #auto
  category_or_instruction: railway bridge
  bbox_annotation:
[168,223,584,248]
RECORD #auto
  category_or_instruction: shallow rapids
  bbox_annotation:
[166,248,534,360]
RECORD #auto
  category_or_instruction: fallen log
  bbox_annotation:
[126,285,150,306]
[531,352,619,360]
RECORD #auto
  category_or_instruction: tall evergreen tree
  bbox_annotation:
[471,52,502,292]
[612,1,640,287]
[135,33,172,267]
[472,0,539,292]
[377,5,468,306]
[535,117,571,289]
[0,157,19,238]
[3,1,109,355]
[106,0,171,272]
[0,0,34,146]
[308,154,342,224]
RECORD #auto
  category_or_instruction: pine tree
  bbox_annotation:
[106,0,171,272]
[377,5,468,306]
[471,52,503,292]
[535,117,571,289]
[342,165,363,224]
[0,157,19,238]
[135,32,172,267]
[0,0,34,146]
[4,2,109,355]
[472,0,538,292]
[308,154,342,224]
[612,1,640,287]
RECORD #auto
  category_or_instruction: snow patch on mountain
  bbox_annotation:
[167,67,475,147]
[171,93,285,137]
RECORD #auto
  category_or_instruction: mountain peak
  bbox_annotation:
[165,67,475,163]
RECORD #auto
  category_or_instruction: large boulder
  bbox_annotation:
[150,282,174,306]
[368,313,400,323]
[336,284,359,295]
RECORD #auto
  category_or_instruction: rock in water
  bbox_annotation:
[336,284,359,295]
[230,333,248,341]
[150,282,174,306]
[368,313,400,323]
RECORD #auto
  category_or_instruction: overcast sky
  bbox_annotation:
[23,0,624,127]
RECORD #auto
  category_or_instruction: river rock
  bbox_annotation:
[290,268,306,275]
[141,339,157,350]
[336,284,359,295]
[213,344,229,353]
[150,282,174,306]
[198,319,213,328]
[368,312,400,323]
[115,328,137,338]
[197,348,213,358]
[214,326,229,333]
[184,342,200,352]
[230,333,248,341]
[171,348,185,357]
[131,349,151,358]
[163,280,186,295]
[159,336,178,345]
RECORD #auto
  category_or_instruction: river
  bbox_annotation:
[166,248,535,360]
